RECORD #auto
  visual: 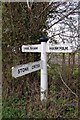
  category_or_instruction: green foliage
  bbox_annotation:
[3,106,26,118]
[2,95,78,118]
[3,97,26,118]
[63,106,78,118]
[2,62,78,118]
[72,67,78,79]
[48,64,60,80]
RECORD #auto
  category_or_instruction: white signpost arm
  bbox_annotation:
[12,61,42,78]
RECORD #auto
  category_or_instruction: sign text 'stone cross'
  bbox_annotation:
[12,61,42,78]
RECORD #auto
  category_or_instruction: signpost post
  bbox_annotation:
[40,36,48,101]
[12,36,76,102]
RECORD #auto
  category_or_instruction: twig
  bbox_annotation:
[47,4,79,30]
[47,64,78,98]
[58,70,78,98]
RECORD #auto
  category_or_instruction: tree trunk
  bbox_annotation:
[62,53,65,70]
[68,53,72,85]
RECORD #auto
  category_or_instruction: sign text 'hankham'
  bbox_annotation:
[49,46,68,50]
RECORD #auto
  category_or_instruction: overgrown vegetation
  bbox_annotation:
[2,64,78,118]
[2,2,79,119]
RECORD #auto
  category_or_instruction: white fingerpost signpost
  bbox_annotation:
[12,36,76,102]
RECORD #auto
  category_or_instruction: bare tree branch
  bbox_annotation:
[47,4,79,30]
[47,64,78,98]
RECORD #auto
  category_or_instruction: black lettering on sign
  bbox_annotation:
[59,47,62,50]
[49,46,68,51]
[62,47,64,50]
[18,67,29,74]
[25,47,29,50]
[59,47,68,50]
[32,64,40,69]
[18,68,22,74]
[55,47,58,50]
[49,47,55,50]
[30,47,38,50]
[18,69,20,74]
[65,47,68,50]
